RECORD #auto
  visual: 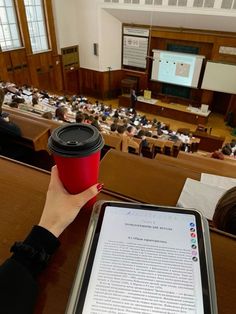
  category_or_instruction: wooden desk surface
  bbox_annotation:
[8,114,51,151]
[178,151,236,178]
[0,156,235,314]
[3,106,62,131]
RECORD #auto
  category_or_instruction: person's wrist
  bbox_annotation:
[38,222,63,238]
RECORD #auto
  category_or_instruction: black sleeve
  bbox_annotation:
[0,118,22,137]
[0,226,60,314]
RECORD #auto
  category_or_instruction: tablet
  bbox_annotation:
[66,201,217,314]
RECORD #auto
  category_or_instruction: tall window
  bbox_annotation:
[0,0,21,51]
[24,0,49,53]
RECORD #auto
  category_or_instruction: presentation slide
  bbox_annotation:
[151,50,205,88]
[82,206,204,314]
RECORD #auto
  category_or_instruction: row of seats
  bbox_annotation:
[101,132,200,159]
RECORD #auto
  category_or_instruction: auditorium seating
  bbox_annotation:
[100,149,201,205]
[101,133,122,158]
[3,106,62,131]
[2,114,51,152]
[192,131,225,152]
[0,114,54,170]
[177,151,236,178]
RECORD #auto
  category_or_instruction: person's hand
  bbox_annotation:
[38,166,103,237]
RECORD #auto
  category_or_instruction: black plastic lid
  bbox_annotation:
[48,123,104,157]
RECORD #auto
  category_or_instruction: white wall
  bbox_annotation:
[76,0,100,70]
[99,8,122,72]
[51,0,122,72]
[51,0,79,50]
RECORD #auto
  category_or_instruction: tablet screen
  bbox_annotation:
[77,203,211,314]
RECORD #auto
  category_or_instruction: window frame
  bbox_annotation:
[0,0,23,52]
[23,0,50,54]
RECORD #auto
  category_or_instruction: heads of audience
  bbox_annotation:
[55,106,69,122]
[101,115,107,122]
[117,125,127,135]
[127,126,136,137]
[145,131,152,138]
[222,144,232,156]
[91,116,101,131]
[42,111,53,120]
[213,186,236,235]
[76,113,85,123]
[136,129,146,139]
[110,123,118,132]
[222,140,236,156]
[211,150,224,160]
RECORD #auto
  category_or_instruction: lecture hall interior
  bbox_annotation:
[0,1,236,313]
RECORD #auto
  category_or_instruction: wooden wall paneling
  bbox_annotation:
[52,55,64,92]
[102,69,123,99]
[27,52,58,91]
[79,69,123,99]
[211,92,232,115]
[121,69,148,92]
[0,53,10,82]
[93,71,102,98]
[201,90,214,108]
[79,68,88,96]
[10,49,31,86]
[3,52,14,83]
[27,54,40,87]
[151,28,215,44]
[37,52,53,91]
[211,37,236,62]
[63,68,80,94]
[79,68,99,98]
[150,37,213,60]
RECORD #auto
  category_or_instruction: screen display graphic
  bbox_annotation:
[151,50,205,88]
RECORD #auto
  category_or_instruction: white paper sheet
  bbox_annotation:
[177,178,226,220]
[201,173,236,190]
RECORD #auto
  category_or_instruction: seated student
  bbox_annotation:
[144,130,152,138]
[32,92,39,105]
[117,125,139,153]
[91,116,102,131]
[55,106,70,123]
[213,186,236,235]
[211,150,224,160]
[41,111,53,120]
[110,123,118,133]
[101,115,108,124]
[140,115,148,126]
[113,109,119,118]
[230,140,236,156]
[0,166,103,314]
[117,124,127,135]
[135,129,148,148]
[75,112,85,123]
[11,92,25,104]
[0,88,21,137]
[126,125,137,137]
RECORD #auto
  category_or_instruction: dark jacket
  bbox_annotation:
[0,226,60,314]
[0,116,21,137]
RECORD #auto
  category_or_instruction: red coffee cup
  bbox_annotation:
[48,123,104,207]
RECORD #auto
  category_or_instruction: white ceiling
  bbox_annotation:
[104,8,236,33]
